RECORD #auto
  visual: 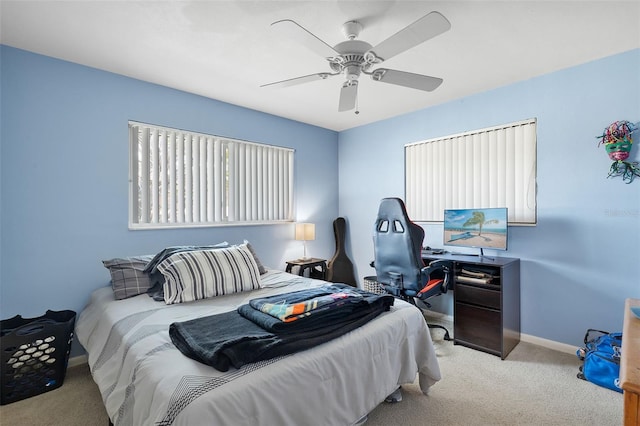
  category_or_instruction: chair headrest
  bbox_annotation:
[376,197,410,220]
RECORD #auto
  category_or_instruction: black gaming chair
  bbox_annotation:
[372,197,453,340]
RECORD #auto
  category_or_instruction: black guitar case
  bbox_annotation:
[327,217,357,287]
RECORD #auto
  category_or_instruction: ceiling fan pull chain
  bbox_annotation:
[355,97,360,115]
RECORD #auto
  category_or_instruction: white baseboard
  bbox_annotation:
[520,333,577,355]
[423,312,578,356]
[68,354,88,368]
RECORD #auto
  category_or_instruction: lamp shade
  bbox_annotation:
[295,223,315,241]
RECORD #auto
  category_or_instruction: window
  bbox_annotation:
[405,118,537,225]
[129,121,294,229]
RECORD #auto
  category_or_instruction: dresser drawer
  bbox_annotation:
[454,302,502,353]
[455,283,501,310]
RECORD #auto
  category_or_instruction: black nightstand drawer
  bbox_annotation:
[455,283,500,310]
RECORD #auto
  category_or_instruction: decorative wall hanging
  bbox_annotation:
[596,120,639,183]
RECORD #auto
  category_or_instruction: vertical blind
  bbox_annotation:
[129,121,294,228]
[405,119,537,225]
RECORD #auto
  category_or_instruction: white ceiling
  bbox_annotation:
[1,1,639,131]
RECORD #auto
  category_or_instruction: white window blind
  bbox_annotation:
[129,121,294,229]
[405,118,537,225]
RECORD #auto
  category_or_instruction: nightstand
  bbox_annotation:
[285,258,327,280]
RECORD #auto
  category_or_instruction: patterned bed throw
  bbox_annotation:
[250,285,366,322]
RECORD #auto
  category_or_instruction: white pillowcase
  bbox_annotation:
[158,244,262,304]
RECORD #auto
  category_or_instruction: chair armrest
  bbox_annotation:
[420,260,454,293]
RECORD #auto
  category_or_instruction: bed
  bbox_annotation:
[76,264,441,426]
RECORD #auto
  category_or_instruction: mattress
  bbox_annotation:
[76,270,441,426]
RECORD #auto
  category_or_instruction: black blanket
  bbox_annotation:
[169,285,393,371]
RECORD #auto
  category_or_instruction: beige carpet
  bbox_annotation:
[0,361,108,426]
[0,321,623,426]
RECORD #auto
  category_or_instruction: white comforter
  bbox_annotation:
[76,270,440,426]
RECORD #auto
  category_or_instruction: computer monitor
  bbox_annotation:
[443,207,508,253]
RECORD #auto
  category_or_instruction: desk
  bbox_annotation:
[422,253,521,359]
[621,298,640,426]
[285,258,327,280]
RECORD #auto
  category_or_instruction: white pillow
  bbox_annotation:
[158,244,261,304]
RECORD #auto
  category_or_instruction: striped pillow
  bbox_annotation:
[158,244,262,304]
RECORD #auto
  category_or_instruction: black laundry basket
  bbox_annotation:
[1,310,76,405]
[363,276,386,295]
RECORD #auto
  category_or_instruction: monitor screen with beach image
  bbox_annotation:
[443,208,508,251]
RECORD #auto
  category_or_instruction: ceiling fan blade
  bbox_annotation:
[371,68,443,91]
[261,72,334,88]
[271,19,339,58]
[338,81,358,112]
[368,11,451,62]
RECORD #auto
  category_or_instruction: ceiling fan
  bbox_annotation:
[261,11,451,113]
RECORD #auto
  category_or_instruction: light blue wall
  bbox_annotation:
[0,46,339,356]
[339,48,640,347]
[1,45,638,354]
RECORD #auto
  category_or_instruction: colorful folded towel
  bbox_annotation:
[256,291,358,322]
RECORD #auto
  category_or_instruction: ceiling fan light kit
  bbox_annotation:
[262,11,451,113]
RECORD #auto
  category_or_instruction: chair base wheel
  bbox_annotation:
[428,323,452,341]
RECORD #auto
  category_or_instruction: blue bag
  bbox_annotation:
[576,329,622,393]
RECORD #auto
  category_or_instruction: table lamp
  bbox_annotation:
[295,222,315,260]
